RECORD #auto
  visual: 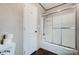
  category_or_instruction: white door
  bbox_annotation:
[23,4,38,55]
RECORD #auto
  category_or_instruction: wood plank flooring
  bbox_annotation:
[31,48,57,55]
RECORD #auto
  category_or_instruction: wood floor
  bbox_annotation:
[31,48,57,55]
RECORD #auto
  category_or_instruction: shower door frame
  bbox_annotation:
[43,6,77,50]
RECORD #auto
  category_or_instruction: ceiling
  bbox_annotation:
[40,3,66,11]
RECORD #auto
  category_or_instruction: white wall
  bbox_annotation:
[0,4,24,55]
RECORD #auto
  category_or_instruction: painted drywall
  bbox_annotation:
[0,4,24,55]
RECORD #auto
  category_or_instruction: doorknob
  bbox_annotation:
[43,33,45,36]
[35,31,37,33]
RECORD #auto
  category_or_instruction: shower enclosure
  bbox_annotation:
[43,7,77,50]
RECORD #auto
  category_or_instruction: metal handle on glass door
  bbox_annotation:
[53,27,70,29]
[61,27,70,29]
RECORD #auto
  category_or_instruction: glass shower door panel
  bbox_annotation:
[52,14,62,45]
[53,14,62,28]
[62,9,76,49]
[45,28,53,42]
[62,9,75,27]
[45,17,53,42]
[52,29,61,45]
[62,29,75,49]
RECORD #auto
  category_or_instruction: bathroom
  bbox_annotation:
[0,3,79,55]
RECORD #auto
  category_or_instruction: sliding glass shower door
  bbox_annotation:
[61,8,76,49]
[44,8,76,49]
[52,13,62,45]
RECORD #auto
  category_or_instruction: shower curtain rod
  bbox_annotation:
[43,5,76,16]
